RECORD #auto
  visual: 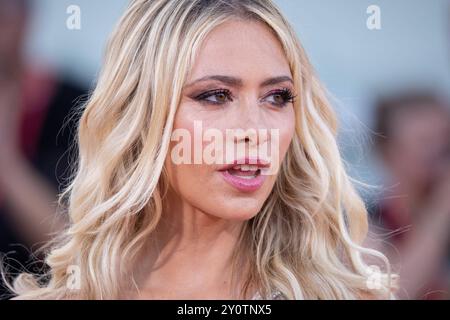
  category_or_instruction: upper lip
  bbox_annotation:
[218,158,271,171]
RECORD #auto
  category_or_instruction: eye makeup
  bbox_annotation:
[191,87,297,108]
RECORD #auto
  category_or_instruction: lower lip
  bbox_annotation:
[220,170,266,192]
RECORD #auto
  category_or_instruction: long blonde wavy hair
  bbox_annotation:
[9,0,396,299]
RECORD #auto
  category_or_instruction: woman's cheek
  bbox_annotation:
[281,123,295,155]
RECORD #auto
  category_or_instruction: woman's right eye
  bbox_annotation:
[194,89,233,105]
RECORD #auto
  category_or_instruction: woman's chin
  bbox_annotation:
[216,197,265,221]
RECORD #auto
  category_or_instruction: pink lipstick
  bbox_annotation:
[218,158,269,192]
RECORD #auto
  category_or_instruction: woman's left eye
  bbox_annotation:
[264,88,297,108]
[194,89,233,105]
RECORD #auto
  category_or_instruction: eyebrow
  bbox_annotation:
[183,75,294,89]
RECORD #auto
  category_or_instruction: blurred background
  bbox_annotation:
[0,0,449,299]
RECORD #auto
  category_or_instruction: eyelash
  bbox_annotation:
[267,88,297,107]
[194,88,297,108]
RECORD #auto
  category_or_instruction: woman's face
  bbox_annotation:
[165,20,296,221]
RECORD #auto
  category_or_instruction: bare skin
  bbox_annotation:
[128,19,296,299]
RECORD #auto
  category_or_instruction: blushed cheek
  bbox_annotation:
[277,116,295,161]
[284,125,295,152]
[166,121,218,193]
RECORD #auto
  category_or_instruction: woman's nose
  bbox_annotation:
[229,96,269,146]
[236,94,262,128]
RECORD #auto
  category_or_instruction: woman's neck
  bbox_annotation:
[129,193,251,299]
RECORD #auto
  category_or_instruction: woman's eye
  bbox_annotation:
[269,93,285,105]
[193,88,296,107]
[265,88,297,108]
[194,89,233,105]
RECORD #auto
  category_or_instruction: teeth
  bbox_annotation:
[227,165,260,179]
[232,165,258,171]
[238,175,256,179]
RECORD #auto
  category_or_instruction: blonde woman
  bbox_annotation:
[8,0,396,299]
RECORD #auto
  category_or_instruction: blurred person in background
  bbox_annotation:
[0,0,86,298]
[369,92,450,299]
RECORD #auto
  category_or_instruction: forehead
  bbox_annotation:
[188,19,291,81]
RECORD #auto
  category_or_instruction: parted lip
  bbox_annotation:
[218,158,271,171]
